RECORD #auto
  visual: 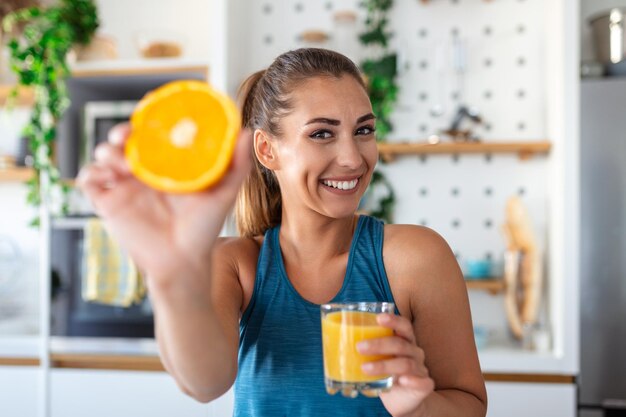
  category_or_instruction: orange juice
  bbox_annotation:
[322,311,393,382]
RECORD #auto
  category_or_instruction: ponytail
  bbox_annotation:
[235,71,282,238]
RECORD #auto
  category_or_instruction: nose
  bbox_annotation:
[336,136,364,169]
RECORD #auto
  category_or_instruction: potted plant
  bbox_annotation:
[1,1,39,84]
[359,0,397,224]
[3,0,98,225]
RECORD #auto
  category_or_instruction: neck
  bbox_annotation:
[278,210,358,263]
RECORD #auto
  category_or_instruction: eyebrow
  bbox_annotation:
[304,113,376,126]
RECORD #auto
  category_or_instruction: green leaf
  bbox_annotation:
[359,28,387,47]
[362,54,397,79]
[4,0,99,220]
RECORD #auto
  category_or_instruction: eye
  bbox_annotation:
[356,125,376,136]
[309,129,333,140]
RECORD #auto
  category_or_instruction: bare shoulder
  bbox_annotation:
[213,236,262,266]
[383,223,458,274]
[211,235,262,312]
[382,224,465,317]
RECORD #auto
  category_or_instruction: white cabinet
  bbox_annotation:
[50,369,209,417]
[486,382,576,417]
[0,366,39,417]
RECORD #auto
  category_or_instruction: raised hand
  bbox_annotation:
[77,123,253,281]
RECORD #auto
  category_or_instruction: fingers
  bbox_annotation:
[358,335,424,359]
[377,313,416,344]
[76,164,118,214]
[77,122,131,192]
[76,123,136,216]
[77,164,116,190]
[108,123,131,147]
[76,140,131,197]
[94,142,131,176]
[362,356,429,378]
[397,375,435,391]
[357,313,432,388]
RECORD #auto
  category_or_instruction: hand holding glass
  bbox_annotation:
[321,302,395,398]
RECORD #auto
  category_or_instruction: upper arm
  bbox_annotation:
[209,237,258,366]
[385,225,487,405]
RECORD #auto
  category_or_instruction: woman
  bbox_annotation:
[78,48,487,417]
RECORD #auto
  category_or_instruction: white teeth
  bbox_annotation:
[323,179,358,190]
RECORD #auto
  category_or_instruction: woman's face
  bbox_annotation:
[267,75,378,220]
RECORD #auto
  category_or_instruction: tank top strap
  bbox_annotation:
[239,226,281,327]
[346,215,397,309]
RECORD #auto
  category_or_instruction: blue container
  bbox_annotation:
[464,259,492,279]
[473,326,489,350]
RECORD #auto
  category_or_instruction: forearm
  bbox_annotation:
[405,389,487,417]
[148,268,237,402]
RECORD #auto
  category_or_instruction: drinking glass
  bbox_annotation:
[321,302,395,398]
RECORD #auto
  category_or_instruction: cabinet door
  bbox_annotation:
[50,369,209,417]
[0,366,39,417]
[486,382,576,417]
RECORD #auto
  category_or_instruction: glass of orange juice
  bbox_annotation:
[321,302,395,398]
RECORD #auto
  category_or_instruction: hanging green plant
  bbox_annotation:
[3,0,99,225]
[359,0,397,224]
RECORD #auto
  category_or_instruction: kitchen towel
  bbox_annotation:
[81,218,145,307]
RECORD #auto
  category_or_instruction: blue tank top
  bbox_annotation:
[234,215,397,417]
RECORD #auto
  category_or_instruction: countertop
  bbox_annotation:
[0,335,575,382]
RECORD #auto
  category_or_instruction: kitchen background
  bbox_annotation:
[0,0,622,416]
[0,0,559,355]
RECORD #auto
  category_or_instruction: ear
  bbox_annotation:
[254,129,279,170]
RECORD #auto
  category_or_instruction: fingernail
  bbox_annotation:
[356,341,369,352]
[399,376,411,385]
[361,363,374,372]
[94,145,106,160]
[377,314,391,324]
[109,129,124,145]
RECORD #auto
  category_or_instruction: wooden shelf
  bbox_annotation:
[0,85,35,107]
[51,353,164,372]
[51,216,96,230]
[70,58,209,78]
[0,353,575,382]
[465,279,506,295]
[1,60,209,106]
[0,167,34,182]
[377,141,552,162]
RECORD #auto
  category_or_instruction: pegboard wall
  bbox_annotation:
[243,0,546,144]
[234,0,551,331]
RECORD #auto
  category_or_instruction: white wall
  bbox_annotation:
[0,104,39,336]
[94,0,212,61]
[0,183,40,336]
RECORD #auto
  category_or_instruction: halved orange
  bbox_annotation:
[125,80,241,193]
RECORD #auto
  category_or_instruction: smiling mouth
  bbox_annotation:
[320,177,360,191]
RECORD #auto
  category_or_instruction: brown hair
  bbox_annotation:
[235,48,366,237]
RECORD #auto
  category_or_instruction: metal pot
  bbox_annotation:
[589,8,626,65]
